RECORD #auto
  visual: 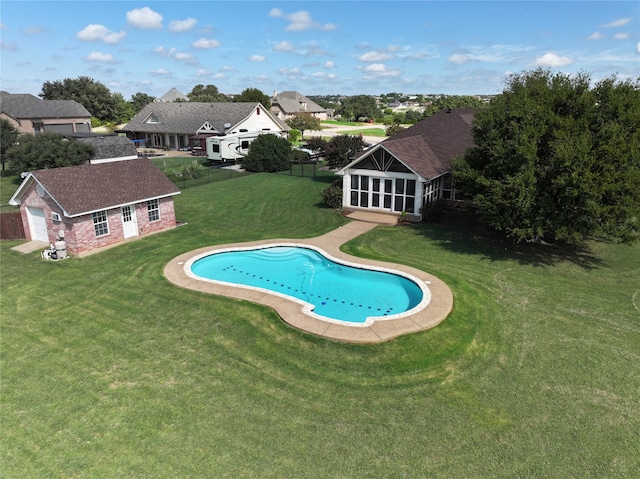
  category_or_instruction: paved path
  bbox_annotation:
[164,213,453,343]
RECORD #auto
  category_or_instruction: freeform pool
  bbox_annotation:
[187,244,431,325]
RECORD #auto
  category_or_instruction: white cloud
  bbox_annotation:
[535,52,574,67]
[196,69,210,77]
[155,46,175,58]
[192,38,220,49]
[448,53,471,65]
[312,72,338,81]
[614,32,630,40]
[174,52,194,62]
[275,10,336,32]
[127,7,163,30]
[85,51,118,63]
[587,32,603,40]
[77,24,126,44]
[278,67,303,77]
[601,17,632,28]
[324,61,336,68]
[221,65,234,71]
[149,68,172,76]
[248,54,266,62]
[358,51,394,62]
[273,41,295,52]
[360,63,401,77]
[1,40,18,51]
[169,18,197,33]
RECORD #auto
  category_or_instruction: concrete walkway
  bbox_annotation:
[164,215,453,343]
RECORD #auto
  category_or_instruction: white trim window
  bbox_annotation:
[147,199,160,222]
[92,210,109,237]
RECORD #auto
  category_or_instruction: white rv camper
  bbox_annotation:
[206,131,263,162]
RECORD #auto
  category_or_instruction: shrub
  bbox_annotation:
[243,134,291,172]
[321,178,343,209]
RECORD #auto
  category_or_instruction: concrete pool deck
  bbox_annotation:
[163,211,453,343]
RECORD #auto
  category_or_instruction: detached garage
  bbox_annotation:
[9,158,181,257]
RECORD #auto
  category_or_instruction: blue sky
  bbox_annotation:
[1,1,638,99]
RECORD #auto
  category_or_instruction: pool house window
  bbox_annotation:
[147,199,160,222]
[349,174,416,213]
[92,210,109,237]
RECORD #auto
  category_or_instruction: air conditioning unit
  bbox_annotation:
[51,212,61,222]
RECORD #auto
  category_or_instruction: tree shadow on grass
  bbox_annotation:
[411,209,603,270]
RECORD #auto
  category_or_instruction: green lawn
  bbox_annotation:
[2,172,639,478]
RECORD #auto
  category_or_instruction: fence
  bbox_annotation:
[170,161,322,190]
[0,212,25,240]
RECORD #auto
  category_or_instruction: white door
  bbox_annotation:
[27,207,48,242]
[121,205,138,238]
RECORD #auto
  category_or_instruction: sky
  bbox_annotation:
[1,1,639,100]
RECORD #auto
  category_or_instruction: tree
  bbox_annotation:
[40,76,120,123]
[423,95,486,118]
[1,119,19,173]
[243,134,291,172]
[131,92,155,114]
[187,84,228,102]
[454,68,640,244]
[7,133,94,172]
[234,88,271,107]
[384,119,405,137]
[337,95,381,121]
[324,135,365,169]
[285,113,321,139]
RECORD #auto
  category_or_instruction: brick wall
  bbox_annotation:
[18,181,177,256]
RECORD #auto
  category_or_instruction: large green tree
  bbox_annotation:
[285,113,321,139]
[1,119,20,173]
[7,133,94,172]
[337,95,381,121]
[187,84,228,102]
[243,134,291,172]
[130,92,155,114]
[40,76,120,123]
[423,95,486,117]
[454,68,640,244]
[234,88,271,107]
[324,135,365,169]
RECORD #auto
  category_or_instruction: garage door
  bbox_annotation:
[27,207,48,242]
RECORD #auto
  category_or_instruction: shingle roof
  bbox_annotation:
[351,108,476,180]
[76,135,138,162]
[119,101,286,134]
[156,87,189,102]
[272,91,326,114]
[0,91,91,119]
[25,158,180,217]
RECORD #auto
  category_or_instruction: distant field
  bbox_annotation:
[336,128,387,137]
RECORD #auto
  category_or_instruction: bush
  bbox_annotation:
[243,134,291,172]
[290,149,310,163]
[321,178,343,209]
[421,199,447,222]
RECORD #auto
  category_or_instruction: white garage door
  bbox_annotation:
[27,207,48,242]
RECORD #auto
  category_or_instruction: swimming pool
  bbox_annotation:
[187,244,431,325]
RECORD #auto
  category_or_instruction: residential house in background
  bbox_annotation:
[73,134,139,164]
[155,87,189,103]
[336,108,476,221]
[0,91,92,135]
[9,158,180,257]
[118,102,288,150]
[270,91,328,121]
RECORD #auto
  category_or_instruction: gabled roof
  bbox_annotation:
[119,102,287,134]
[271,91,326,114]
[0,91,91,119]
[340,108,476,180]
[9,158,180,217]
[156,87,189,103]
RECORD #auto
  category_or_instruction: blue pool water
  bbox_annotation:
[189,246,424,323]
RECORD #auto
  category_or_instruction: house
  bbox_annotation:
[336,108,476,221]
[155,87,189,103]
[270,91,328,121]
[0,91,92,135]
[8,158,180,257]
[70,134,139,164]
[118,102,288,150]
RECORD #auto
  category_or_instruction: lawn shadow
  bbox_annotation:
[410,209,603,270]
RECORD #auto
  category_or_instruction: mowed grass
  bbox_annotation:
[2,172,639,478]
